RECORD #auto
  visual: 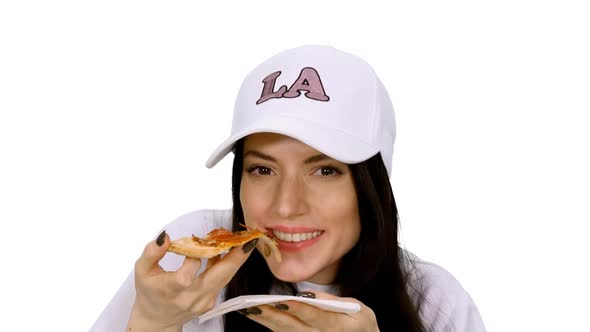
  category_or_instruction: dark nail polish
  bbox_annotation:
[274,303,289,311]
[238,308,249,316]
[296,291,316,299]
[156,230,166,247]
[246,306,262,315]
[242,238,259,253]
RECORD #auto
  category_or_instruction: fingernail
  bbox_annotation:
[246,306,262,315]
[296,291,316,299]
[274,303,289,311]
[238,309,249,316]
[156,230,166,247]
[242,238,258,253]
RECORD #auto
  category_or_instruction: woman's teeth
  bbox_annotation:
[272,230,322,242]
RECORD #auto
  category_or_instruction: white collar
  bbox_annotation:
[295,280,340,295]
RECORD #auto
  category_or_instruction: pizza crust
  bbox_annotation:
[168,237,231,258]
[257,234,282,263]
[167,227,282,262]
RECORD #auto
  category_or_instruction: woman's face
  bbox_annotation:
[240,133,361,284]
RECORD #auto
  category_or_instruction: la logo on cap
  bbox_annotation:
[256,67,330,105]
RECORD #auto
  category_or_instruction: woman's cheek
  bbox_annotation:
[241,177,274,223]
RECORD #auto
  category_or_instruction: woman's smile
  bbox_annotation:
[269,226,326,252]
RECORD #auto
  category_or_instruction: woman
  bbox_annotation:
[92,45,486,331]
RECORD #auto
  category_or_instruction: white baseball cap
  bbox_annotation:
[205,45,396,176]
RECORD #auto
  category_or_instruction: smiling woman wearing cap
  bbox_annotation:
[91,45,486,332]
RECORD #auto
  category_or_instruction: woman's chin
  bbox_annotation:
[268,264,310,283]
[271,270,307,283]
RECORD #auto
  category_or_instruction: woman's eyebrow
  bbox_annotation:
[303,154,331,164]
[243,150,276,162]
[243,150,331,164]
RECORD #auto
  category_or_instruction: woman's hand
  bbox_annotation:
[238,290,380,332]
[126,230,258,331]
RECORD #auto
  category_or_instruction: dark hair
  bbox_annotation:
[224,138,428,331]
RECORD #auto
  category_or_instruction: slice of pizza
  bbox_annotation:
[168,225,281,262]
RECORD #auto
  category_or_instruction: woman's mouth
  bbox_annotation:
[271,229,325,252]
[272,230,323,242]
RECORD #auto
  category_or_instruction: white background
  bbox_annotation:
[1,1,589,331]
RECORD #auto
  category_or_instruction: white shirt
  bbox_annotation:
[90,209,486,331]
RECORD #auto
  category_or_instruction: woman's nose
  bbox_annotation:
[272,175,308,219]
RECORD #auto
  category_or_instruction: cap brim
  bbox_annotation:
[205,115,380,168]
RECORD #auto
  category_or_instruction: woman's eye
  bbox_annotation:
[313,166,341,177]
[248,166,273,176]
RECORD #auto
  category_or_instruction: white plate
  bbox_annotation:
[198,295,361,324]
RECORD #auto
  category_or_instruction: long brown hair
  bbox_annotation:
[224,138,428,331]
